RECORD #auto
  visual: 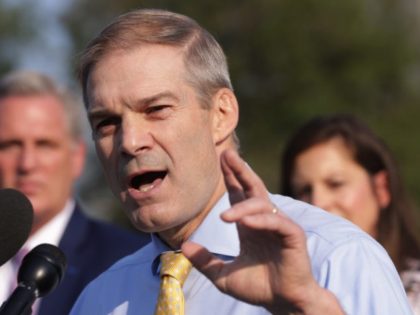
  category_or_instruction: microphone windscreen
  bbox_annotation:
[0,188,34,266]
[19,243,67,297]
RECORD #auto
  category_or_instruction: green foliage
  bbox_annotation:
[0,3,36,74]
[62,0,420,218]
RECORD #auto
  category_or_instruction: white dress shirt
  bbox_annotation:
[0,199,75,314]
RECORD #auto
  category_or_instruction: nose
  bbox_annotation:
[310,186,334,212]
[119,116,154,156]
[18,145,37,173]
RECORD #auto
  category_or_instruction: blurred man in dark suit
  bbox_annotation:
[0,70,150,315]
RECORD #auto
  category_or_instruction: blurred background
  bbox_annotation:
[1,0,420,225]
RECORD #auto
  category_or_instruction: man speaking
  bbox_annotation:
[70,8,412,315]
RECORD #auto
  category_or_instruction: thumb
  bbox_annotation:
[182,241,226,289]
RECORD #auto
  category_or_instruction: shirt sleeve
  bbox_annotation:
[316,237,413,315]
[69,283,99,315]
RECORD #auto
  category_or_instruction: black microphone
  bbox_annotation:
[0,189,33,266]
[0,244,67,315]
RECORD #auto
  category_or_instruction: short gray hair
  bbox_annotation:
[78,8,233,109]
[0,70,85,140]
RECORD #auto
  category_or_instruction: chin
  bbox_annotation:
[131,211,180,234]
[130,220,164,234]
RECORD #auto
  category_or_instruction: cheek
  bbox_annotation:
[183,129,216,175]
[95,140,115,166]
[47,155,76,182]
[95,136,109,152]
[343,187,368,212]
[169,120,219,188]
[166,116,214,163]
[339,185,368,211]
[94,140,123,194]
[0,159,14,184]
[357,183,378,208]
[340,184,380,225]
[0,154,16,167]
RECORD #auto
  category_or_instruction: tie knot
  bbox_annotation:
[160,251,192,286]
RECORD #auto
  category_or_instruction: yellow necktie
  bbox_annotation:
[154,251,192,315]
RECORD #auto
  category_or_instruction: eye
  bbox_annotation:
[37,139,59,149]
[327,180,344,190]
[145,105,171,118]
[0,140,19,151]
[294,185,312,201]
[93,116,121,137]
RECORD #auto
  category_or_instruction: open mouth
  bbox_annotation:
[130,171,167,192]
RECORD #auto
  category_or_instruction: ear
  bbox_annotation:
[71,140,87,180]
[372,170,391,209]
[211,88,239,145]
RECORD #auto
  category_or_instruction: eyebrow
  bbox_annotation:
[88,91,180,122]
[136,91,180,108]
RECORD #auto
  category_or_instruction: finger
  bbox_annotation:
[221,149,268,201]
[221,197,283,222]
[238,212,305,245]
[181,241,227,289]
[220,150,246,204]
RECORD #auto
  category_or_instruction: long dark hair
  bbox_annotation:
[280,114,420,271]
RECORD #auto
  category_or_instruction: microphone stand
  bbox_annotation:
[0,282,35,315]
[0,243,67,315]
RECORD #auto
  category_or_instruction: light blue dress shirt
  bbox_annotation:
[70,193,413,315]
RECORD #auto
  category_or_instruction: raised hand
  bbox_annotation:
[182,149,344,314]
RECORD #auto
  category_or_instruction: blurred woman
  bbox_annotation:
[280,114,420,313]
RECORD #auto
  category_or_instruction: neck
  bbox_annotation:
[159,145,236,249]
[158,181,226,249]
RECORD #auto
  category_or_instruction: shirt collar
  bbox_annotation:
[150,193,239,275]
[189,193,239,257]
[24,199,75,249]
